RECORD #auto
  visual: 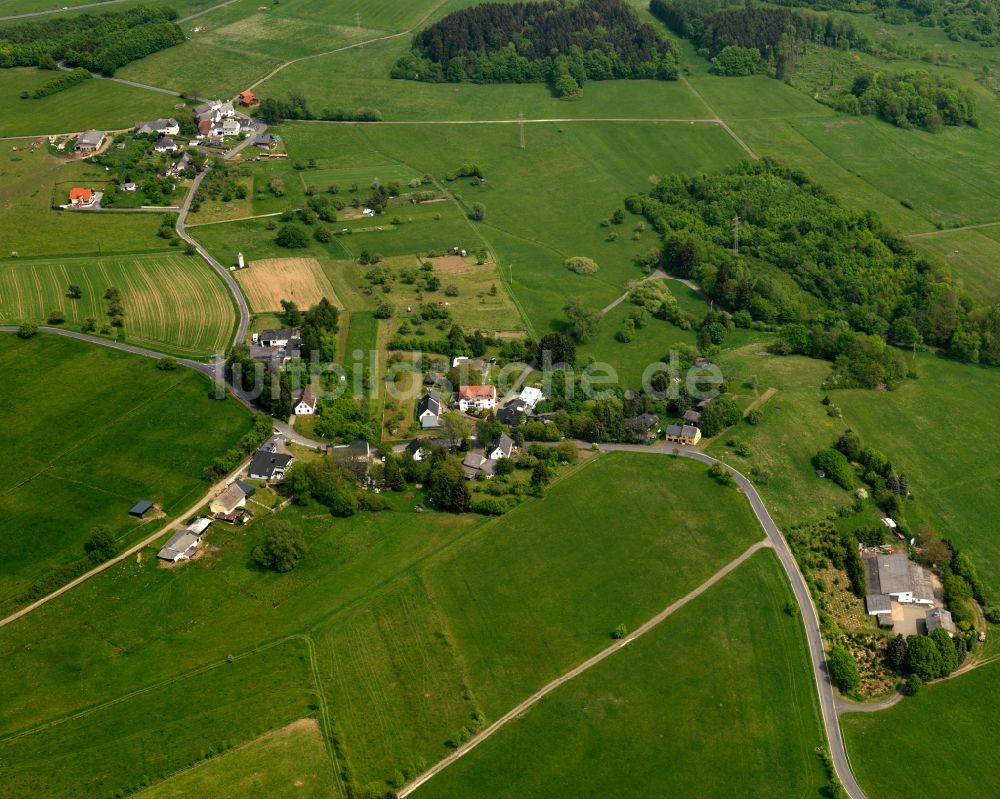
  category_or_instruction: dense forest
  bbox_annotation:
[392,0,678,94]
[650,0,869,77]
[832,69,977,130]
[626,160,1000,382]
[0,7,183,75]
[770,0,1000,47]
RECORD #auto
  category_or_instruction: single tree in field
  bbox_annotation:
[84,526,117,563]
[252,522,306,572]
[67,284,82,299]
[468,202,486,221]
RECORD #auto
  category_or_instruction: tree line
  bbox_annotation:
[0,7,184,76]
[392,0,678,93]
[20,66,90,98]
[629,159,1000,376]
[257,92,382,125]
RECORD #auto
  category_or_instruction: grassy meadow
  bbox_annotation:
[0,68,179,138]
[415,550,828,799]
[0,453,767,797]
[0,252,237,356]
[842,660,1000,798]
[0,334,250,608]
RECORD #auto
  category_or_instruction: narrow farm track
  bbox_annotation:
[678,74,759,160]
[398,538,772,797]
[905,219,1000,238]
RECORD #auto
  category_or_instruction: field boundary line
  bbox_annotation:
[906,219,1000,238]
[398,538,770,796]
[185,211,286,228]
[300,117,720,125]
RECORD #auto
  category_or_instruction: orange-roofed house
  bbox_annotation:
[458,385,497,412]
[69,187,95,207]
[239,90,257,107]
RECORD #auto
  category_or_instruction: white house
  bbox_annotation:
[221,118,241,137]
[294,386,317,415]
[488,433,515,460]
[458,385,497,412]
[518,386,544,408]
[256,328,296,347]
[361,208,375,217]
[136,118,180,136]
[864,552,935,617]
[121,182,137,192]
[154,136,177,153]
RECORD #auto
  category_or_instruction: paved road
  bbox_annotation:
[399,538,772,797]
[0,456,250,630]
[175,169,250,348]
[597,441,865,799]
[0,326,216,373]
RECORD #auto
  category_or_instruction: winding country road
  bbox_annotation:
[1,324,866,796]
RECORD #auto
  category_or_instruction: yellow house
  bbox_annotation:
[664,424,702,446]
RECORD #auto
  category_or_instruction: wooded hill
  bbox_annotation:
[628,160,1000,377]
[392,0,678,91]
[0,7,183,75]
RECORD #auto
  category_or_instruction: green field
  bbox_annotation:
[415,550,827,799]
[0,252,237,356]
[0,334,250,608]
[0,453,768,797]
[842,660,1000,798]
[135,718,337,799]
[0,68,180,138]
[0,149,170,258]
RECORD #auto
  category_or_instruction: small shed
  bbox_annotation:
[129,500,154,518]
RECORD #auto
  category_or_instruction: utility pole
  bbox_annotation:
[518,112,525,149]
[732,214,740,257]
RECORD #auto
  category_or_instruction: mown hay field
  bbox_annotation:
[235,256,340,312]
[0,253,236,356]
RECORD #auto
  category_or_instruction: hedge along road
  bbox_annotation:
[0,327,865,797]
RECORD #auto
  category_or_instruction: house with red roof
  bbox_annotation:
[458,385,497,412]
[68,187,95,207]
[239,90,257,107]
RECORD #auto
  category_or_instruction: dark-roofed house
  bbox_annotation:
[165,151,191,178]
[496,399,527,427]
[154,136,177,153]
[129,500,154,518]
[330,440,372,480]
[488,433,515,460]
[418,392,444,429]
[924,607,955,635]
[664,424,702,446]
[405,439,427,462]
[625,413,660,443]
[254,133,277,150]
[136,118,179,136]
[249,450,294,482]
[462,450,495,480]
[257,328,296,347]
[157,531,200,562]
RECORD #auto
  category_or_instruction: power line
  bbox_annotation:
[732,214,740,257]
